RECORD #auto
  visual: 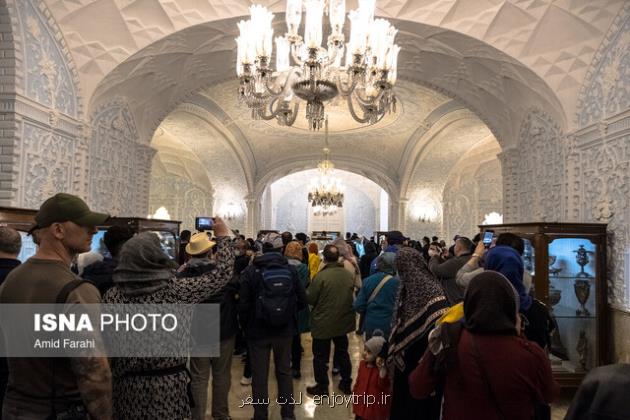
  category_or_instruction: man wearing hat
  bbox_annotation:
[0,193,112,420]
[238,232,307,420]
[178,232,240,420]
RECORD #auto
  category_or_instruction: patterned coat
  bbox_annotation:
[103,237,234,420]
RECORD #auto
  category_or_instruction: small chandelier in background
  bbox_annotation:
[308,118,344,214]
[235,0,400,130]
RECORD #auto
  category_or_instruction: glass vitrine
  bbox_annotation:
[480,223,608,387]
[98,217,181,261]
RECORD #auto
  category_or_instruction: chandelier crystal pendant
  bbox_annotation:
[308,118,344,213]
[235,0,400,130]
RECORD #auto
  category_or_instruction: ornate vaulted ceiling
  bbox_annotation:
[46,0,624,130]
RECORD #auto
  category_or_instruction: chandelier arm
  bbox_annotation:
[335,73,359,96]
[285,102,300,126]
[354,87,387,107]
[257,97,283,121]
[346,95,371,124]
[264,68,297,97]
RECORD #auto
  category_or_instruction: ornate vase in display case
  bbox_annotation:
[479,222,608,388]
[574,279,591,317]
[573,244,593,278]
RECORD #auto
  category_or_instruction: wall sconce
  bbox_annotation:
[148,206,171,220]
[220,202,241,221]
[414,205,438,223]
[482,212,503,225]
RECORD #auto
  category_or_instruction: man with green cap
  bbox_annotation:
[0,193,113,420]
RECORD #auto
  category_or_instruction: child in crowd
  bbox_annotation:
[352,331,391,420]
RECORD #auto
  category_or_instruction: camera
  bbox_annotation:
[195,217,215,231]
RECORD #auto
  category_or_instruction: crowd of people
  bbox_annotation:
[0,192,628,420]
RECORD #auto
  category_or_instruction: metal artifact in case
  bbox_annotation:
[479,223,607,388]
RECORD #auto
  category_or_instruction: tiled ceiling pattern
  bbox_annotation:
[45,0,624,127]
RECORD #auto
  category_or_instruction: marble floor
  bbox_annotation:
[202,333,571,419]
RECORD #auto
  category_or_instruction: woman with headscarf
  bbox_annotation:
[330,237,362,292]
[103,219,235,419]
[285,241,311,379]
[354,252,399,339]
[359,241,378,279]
[409,271,557,420]
[387,247,450,420]
[307,242,321,280]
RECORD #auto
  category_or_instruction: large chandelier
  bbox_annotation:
[235,0,400,130]
[308,118,344,213]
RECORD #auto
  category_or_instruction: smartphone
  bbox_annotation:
[482,230,494,248]
[195,217,215,231]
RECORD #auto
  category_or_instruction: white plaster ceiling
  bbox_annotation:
[46,0,624,131]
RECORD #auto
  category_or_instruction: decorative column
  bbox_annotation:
[134,143,157,217]
[244,196,257,238]
[497,147,520,223]
[388,200,399,232]
[397,198,409,233]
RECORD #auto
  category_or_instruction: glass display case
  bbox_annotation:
[480,223,608,387]
[98,218,181,261]
[0,207,39,262]
[0,208,182,262]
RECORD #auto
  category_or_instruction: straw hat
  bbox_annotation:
[185,232,216,256]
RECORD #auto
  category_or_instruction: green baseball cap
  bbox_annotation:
[30,193,110,232]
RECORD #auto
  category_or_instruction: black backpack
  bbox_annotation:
[254,264,296,327]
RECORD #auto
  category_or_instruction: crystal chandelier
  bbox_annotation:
[236,0,400,130]
[308,118,343,213]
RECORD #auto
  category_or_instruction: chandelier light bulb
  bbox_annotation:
[304,0,325,49]
[249,5,274,58]
[329,0,346,35]
[286,0,303,37]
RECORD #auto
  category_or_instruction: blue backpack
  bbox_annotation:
[255,264,296,327]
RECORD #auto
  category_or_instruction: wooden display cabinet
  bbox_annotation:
[0,207,181,262]
[480,223,608,387]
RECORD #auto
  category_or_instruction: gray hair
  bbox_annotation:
[0,226,21,255]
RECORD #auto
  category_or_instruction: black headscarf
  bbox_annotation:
[464,270,519,335]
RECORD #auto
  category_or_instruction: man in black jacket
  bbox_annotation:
[238,232,307,420]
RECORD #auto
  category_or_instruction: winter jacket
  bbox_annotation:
[287,258,311,334]
[353,272,399,338]
[177,257,240,340]
[82,257,117,295]
[307,262,355,339]
[428,253,471,304]
[238,252,307,340]
[353,360,391,420]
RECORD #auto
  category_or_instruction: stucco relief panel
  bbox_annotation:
[149,176,213,232]
[20,122,75,208]
[515,110,564,223]
[88,101,140,215]
[577,6,630,128]
[579,136,630,306]
[15,0,77,117]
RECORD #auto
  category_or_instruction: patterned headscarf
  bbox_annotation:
[387,247,449,371]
